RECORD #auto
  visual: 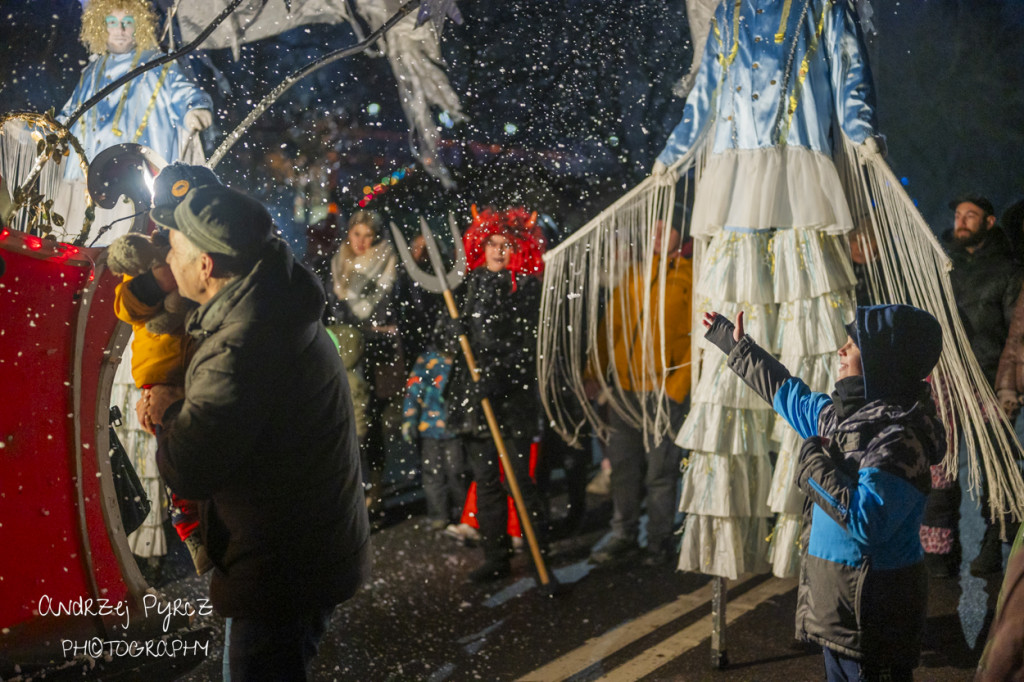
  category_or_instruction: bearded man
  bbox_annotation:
[935,195,1024,577]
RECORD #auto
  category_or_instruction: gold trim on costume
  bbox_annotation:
[775,0,793,43]
[780,0,830,143]
[132,63,170,143]
[718,0,742,69]
[109,49,144,137]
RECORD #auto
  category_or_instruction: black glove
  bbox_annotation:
[705,314,738,355]
[466,371,488,405]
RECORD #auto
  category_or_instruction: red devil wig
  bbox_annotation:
[463,205,546,277]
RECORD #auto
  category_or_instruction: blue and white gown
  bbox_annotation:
[62,50,210,559]
[54,48,212,245]
[657,0,878,579]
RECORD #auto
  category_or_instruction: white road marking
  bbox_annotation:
[596,577,798,681]
[517,574,785,682]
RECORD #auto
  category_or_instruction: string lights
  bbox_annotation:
[357,165,415,208]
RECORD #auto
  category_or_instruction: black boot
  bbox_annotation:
[470,535,513,583]
[468,557,512,583]
[970,524,1004,576]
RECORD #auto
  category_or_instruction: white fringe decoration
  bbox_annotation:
[538,131,1024,581]
[838,135,1024,536]
[538,134,707,448]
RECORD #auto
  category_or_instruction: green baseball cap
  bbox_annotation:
[151,184,273,260]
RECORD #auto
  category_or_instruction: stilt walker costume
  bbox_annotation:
[58,0,212,244]
[654,0,881,579]
[537,0,1024,585]
[0,0,211,244]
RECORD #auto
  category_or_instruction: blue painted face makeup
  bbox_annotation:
[105,15,136,31]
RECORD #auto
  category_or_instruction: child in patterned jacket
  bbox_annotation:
[402,341,467,532]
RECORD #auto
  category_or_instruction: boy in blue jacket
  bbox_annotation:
[702,304,946,682]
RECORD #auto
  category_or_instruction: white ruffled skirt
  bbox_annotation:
[109,341,168,558]
[676,146,857,579]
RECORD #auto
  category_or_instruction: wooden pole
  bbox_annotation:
[441,288,551,585]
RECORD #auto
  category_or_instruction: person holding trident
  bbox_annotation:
[393,209,554,587]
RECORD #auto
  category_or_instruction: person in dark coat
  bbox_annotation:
[445,206,547,583]
[146,185,370,681]
[702,304,945,682]
[942,194,1024,576]
[945,196,1023,387]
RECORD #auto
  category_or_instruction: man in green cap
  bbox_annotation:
[145,184,370,680]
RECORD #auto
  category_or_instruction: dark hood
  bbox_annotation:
[848,304,942,402]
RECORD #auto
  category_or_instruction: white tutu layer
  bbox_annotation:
[676,514,771,580]
[695,228,856,304]
[767,427,808,515]
[768,514,803,578]
[695,232,777,304]
[772,289,856,357]
[693,291,855,359]
[676,402,775,454]
[678,451,773,517]
[676,148,857,579]
[690,146,854,237]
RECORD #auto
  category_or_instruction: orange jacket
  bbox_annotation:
[591,254,693,403]
[113,275,185,388]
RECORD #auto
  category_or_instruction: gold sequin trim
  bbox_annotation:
[774,0,793,43]
[780,0,830,142]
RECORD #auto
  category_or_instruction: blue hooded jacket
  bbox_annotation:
[707,304,947,664]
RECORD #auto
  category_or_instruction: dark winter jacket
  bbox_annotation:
[157,238,370,619]
[706,305,946,667]
[446,268,541,439]
[943,227,1023,387]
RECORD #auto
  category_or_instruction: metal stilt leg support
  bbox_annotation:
[711,576,728,669]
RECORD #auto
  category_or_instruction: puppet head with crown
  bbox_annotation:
[80,0,159,56]
[463,205,546,278]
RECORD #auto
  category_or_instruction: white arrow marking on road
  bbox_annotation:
[518,575,795,681]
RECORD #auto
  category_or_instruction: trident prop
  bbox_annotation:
[392,216,555,588]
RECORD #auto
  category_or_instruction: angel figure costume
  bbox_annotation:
[657,0,880,579]
[60,50,211,183]
[56,0,211,245]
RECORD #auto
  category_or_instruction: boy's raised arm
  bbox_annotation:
[703,311,831,439]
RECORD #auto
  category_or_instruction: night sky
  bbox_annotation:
[0,0,1021,238]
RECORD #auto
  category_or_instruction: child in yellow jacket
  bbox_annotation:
[108,163,220,575]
